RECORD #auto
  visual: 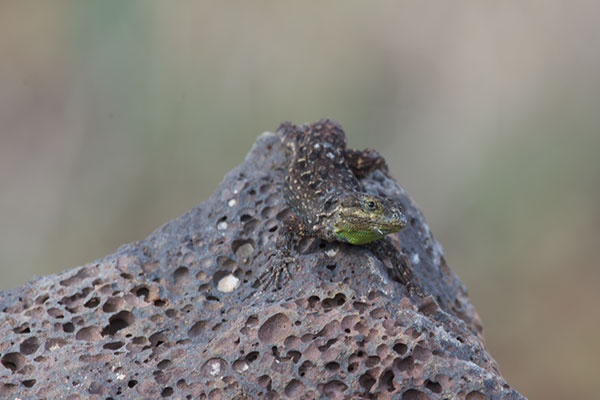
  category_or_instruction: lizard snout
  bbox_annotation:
[391,209,408,226]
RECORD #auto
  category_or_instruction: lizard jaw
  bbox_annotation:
[333,224,401,244]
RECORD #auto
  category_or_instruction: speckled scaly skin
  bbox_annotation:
[257,118,417,292]
[280,119,407,244]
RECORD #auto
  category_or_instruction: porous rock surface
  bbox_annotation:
[0,123,525,399]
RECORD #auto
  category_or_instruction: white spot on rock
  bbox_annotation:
[217,221,228,230]
[228,198,237,207]
[411,252,420,265]
[325,249,338,257]
[217,274,240,292]
[210,362,221,376]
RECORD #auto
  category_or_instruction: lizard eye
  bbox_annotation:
[361,196,380,212]
[363,198,378,212]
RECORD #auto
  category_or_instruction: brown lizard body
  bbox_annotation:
[256,119,417,293]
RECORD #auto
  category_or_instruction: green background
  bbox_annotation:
[1,2,599,398]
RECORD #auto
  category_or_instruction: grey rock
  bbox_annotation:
[0,121,525,399]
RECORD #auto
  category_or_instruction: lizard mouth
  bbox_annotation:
[375,213,407,234]
[373,226,402,236]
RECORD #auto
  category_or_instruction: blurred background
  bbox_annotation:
[1,1,598,398]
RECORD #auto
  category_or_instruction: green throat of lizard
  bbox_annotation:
[335,228,397,244]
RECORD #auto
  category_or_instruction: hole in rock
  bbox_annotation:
[84,297,100,308]
[22,379,36,388]
[425,379,442,394]
[1,353,25,372]
[19,337,40,355]
[102,311,134,336]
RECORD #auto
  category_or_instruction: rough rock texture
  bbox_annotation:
[0,123,525,399]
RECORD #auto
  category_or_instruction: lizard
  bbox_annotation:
[255,118,419,294]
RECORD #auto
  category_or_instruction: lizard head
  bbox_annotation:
[331,193,407,244]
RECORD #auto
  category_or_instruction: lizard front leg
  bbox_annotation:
[363,237,423,296]
[345,148,390,179]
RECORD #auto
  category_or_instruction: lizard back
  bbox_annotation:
[278,119,361,226]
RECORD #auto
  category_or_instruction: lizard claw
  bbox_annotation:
[253,255,295,292]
